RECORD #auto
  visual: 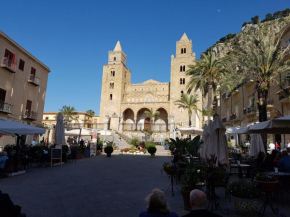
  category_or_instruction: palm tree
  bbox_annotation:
[186,51,229,123]
[175,93,200,126]
[60,106,78,126]
[144,109,160,124]
[229,24,290,123]
[86,109,95,116]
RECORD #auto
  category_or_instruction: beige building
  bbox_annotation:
[0,31,50,148]
[219,23,290,146]
[99,33,202,138]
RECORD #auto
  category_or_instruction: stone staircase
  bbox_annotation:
[112,131,131,150]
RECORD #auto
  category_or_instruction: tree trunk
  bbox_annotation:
[207,85,213,124]
[258,89,268,150]
[188,110,192,126]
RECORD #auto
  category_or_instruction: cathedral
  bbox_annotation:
[99,33,202,138]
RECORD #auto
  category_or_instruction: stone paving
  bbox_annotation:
[0,147,289,217]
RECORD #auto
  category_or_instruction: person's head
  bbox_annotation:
[190,189,207,209]
[281,150,288,158]
[146,189,169,214]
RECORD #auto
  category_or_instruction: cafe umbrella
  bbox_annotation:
[54,112,66,149]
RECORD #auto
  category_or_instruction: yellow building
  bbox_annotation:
[0,31,50,148]
[99,33,203,138]
[219,23,290,146]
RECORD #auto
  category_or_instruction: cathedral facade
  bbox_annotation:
[99,33,202,136]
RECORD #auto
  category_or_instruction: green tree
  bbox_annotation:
[186,51,229,123]
[60,105,78,124]
[86,109,95,116]
[175,93,200,126]
[144,109,160,123]
[264,13,274,22]
[229,24,290,125]
[273,11,282,19]
[251,15,260,24]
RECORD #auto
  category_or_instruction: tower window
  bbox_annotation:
[110,94,113,100]
[181,48,184,54]
[180,78,182,84]
[181,90,184,96]
[180,65,185,72]
[183,78,185,84]
[114,57,116,61]
[111,71,115,76]
[110,83,114,89]
[184,48,186,53]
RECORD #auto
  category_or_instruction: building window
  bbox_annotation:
[4,49,16,68]
[111,71,115,76]
[180,78,185,85]
[181,48,184,54]
[181,90,184,96]
[114,57,116,61]
[180,65,185,72]
[45,117,49,120]
[26,100,32,111]
[110,83,114,89]
[0,88,6,102]
[181,48,187,54]
[31,67,36,75]
[110,94,113,100]
[19,59,25,71]
[180,78,182,84]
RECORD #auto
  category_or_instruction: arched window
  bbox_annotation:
[183,78,185,84]
[181,90,184,96]
[183,65,185,72]
[180,78,183,84]
[111,71,115,76]
[181,48,184,54]
[114,57,116,61]
[110,94,113,100]
[180,66,183,72]
[184,48,186,53]
[180,65,185,72]
[110,83,114,89]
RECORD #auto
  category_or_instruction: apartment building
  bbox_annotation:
[0,31,50,147]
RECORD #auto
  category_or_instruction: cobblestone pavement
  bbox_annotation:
[0,147,289,217]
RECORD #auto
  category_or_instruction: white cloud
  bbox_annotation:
[217,9,221,12]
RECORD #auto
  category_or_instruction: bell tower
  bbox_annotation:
[99,41,131,129]
[169,33,201,127]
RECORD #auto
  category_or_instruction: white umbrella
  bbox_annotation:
[0,118,45,135]
[54,112,65,148]
[250,134,265,157]
[178,127,203,135]
[65,128,93,136]
[212,116,229,166]
[203,120,218,162]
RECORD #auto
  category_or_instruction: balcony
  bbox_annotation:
[23,110,38,120]
[0,100,13,114]
[243,78,255,86]
[221,116,230,125]
[221,92,231,100]
[243,106,256,118]
[277,87,290,103]
[28,74,41,86]
[230,113,241,122]
[0,57,16,73]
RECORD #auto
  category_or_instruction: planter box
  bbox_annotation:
[232,196,258,212]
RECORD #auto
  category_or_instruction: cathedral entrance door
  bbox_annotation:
[144,118,151,130]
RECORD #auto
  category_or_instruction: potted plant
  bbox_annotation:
[104,145,114,157]
[254,172,278,193]
[227,179,261,212]
[147,146,157,157]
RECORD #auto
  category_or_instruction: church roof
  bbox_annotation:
[180,33,189,41]
[142,79,161,84]
[114,41,122,51]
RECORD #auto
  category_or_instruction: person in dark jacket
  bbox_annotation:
[182,189,222,217]
[0,191,26,217]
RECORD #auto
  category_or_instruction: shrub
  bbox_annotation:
[62,145,69,154]
[227,179,261,199]
[130,137,141,147]
[148,147,157,155]
[104,146,114,154]
[146,142,156,149]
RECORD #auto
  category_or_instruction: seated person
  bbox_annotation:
[182,189,222,217]
[0,191,26,217]
[259,154,275,171]
[278,151,290,172]
[139,189,178,217]
[0,151,9,170]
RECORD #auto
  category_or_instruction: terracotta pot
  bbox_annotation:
[254,180,279,193]
[76,154,83,159]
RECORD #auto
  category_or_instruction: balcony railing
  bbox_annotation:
[243,106,256,117]
[122,123,168,132]
[28,74,41,86]
[0,100,13,114]
[222,92,231,100]
[23,110,38,120]
[0,57,16,73]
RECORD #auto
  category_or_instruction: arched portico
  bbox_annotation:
[136,108,151,131]
[154,108,168,132]
[123,108,135,131]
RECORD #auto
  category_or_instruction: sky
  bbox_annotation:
[1,0,289,115]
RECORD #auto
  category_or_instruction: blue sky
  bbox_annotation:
[1,0,289,115]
